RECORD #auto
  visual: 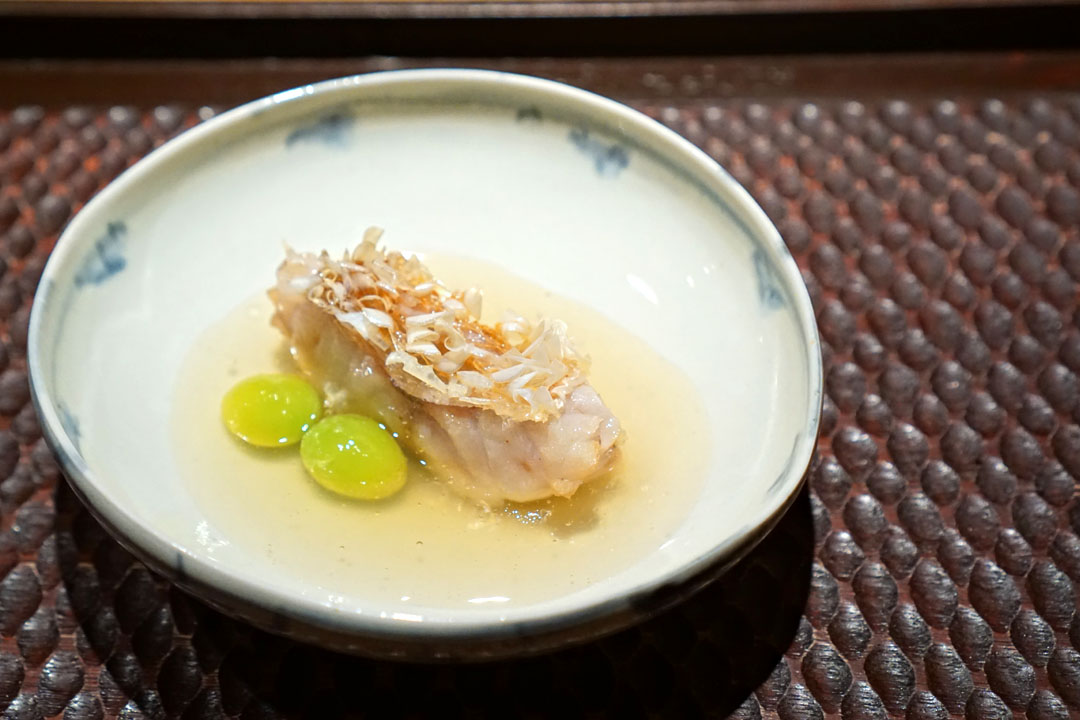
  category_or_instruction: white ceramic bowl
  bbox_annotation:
[29,70,822,659]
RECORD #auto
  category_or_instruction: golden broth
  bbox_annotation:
[173,256,709,609]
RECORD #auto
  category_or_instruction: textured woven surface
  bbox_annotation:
[1,84,1079,719]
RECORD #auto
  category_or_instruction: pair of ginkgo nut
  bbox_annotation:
[221,373,407,500]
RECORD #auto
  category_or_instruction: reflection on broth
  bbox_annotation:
[172,255,709,609]
[505,470,611,537]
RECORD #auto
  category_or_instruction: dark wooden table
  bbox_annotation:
[0,51,1078,718]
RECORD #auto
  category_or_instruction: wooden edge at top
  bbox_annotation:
[1,0,1078,19]
[3,53,1080,107]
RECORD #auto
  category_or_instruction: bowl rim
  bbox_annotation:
[28,67,824,645]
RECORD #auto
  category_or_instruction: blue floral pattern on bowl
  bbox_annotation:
[569,127,630,178]
[286,113,355,148]
[74,221,126,288]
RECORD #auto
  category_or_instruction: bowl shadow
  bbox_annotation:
[54,481,813,718]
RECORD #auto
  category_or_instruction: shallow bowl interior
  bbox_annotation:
[30,70,822,656]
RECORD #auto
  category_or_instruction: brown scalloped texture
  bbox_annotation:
[0,92,1078,719]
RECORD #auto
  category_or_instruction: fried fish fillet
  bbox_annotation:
[270,229,621,504]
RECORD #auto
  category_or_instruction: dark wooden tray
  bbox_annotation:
[0,53,1078,718]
